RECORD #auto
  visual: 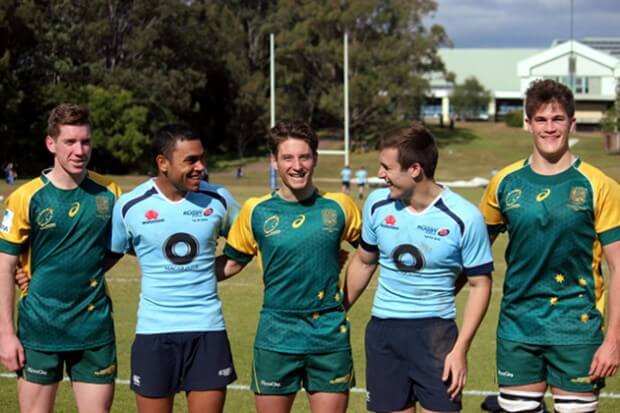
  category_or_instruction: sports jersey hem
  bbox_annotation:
[254,343,351,354]
[0,238,22,255]
[496,333,603,346]
[20,336,115,352]
[135,327,227,335]
[599,227,620,246]
[261,303,344,314]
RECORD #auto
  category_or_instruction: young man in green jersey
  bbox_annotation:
[217,120,362,413]
[480,79,620,413]
[0,104,120,413]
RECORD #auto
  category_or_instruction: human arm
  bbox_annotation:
[0,252,25,371]
[443,273,492,399]
[343,247,378,309]
[215,255,249,282]
[590,240,620,379]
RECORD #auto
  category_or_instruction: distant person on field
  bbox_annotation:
[340,165,352,194]
[4,162,16,185]
[345,123,493,413]
[480,79,620,413]
[0,103,121,413]
[236,166,244,179]
[109,124,239,413]
[218,120,361,413]
[355,166,368,199]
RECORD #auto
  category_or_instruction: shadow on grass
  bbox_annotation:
[428,125,479,147]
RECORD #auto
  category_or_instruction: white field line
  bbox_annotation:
[0,373,619,398]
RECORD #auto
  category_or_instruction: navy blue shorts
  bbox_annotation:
[130,331,237,397]
[365,317,461,412]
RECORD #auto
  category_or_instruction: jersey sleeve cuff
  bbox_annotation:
[0,238,23,255]
[360,238,378,253]
[464,262,494,277]
[223,244,254,264]
[486,224,505,236]
[599,227,620,246]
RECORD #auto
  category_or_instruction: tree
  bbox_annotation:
[450,76,491,120]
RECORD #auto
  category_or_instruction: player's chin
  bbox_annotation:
[185,177,202,191]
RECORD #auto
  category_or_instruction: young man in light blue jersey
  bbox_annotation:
[355,166,368,199]
[341,165,352,194]
[109,124,239,413]
[345,123,493,413]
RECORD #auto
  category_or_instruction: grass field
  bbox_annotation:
[1,122,620,412]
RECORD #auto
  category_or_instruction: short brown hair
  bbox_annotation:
[47,103,91,139]
[267,120,318,156]
[525,79,575,119]
[379,122,438,179]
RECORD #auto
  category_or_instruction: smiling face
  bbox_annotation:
[271,137,317,197]
[46,124,92,179]
[377,147,419,200]
[157,138,206,193]
[526,101,575,162]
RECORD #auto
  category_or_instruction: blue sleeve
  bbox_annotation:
[361,192,378,251]
[461,210,494,276]
[219,187,240,238]
[109,198,131,253]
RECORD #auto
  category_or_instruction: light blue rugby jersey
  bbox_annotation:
[361,187,493,320]
[340,167,352,182]
[110,179,240,334]
[355,169,368,184]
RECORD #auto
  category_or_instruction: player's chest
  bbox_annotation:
[30,191,112,236]
[254,206,343,247]
[500,181,593,227]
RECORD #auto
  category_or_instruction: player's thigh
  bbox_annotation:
[304,350,354,393]
[251,348,305,395]
[255,394,296,413]
[186,389,226,413]
[546,342,603,393]
[130,333,180,397]
[496,338,546,387]
[408,318,461,413]
[72,381,114,413]
[66,342,117,384]
[17,378,59,413]
[181,331,237,392]
[307,391,348,413]
[135,394,175,413]
[365,317,415,412]
[18,347,64,385]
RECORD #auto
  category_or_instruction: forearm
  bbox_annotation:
[215,255,247,282]
[0,254,17,334]
[604,267,620,345]
[452,276,492,352]
[344,252,377,309]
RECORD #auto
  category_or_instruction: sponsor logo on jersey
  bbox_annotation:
[143,209,164,224]
[568,186,588,211]
[203,207,213,216]
[536,188,551,202]
[380,214,399,229]
[292,214,306,229]
[96,196,111,220]
[263,215,280,237]
[1,209,14,233]
[218,367,233,376]
[437,228,450,236]
[504,189,522,210]
[260,380,281,387]
[132,374,141,386]
[571,376,593,384]
[36,208,56,230]
[498,369,514,378]
[68,202,80,217]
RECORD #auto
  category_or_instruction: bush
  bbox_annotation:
[505,110,523,128]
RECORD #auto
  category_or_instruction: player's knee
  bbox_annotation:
[553,394,598,413]
[497,389,545,412]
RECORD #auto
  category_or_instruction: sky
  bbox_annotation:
[428,0,620,48]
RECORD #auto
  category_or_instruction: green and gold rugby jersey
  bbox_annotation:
[0,170,121,351]
[480,159,620,345]
[224,191,361,353]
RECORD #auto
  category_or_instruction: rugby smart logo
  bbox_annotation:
[1,209,14,233]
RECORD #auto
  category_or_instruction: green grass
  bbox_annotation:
[1,122,620,412]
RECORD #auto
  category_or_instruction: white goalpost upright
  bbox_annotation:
[269,32,351,167]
